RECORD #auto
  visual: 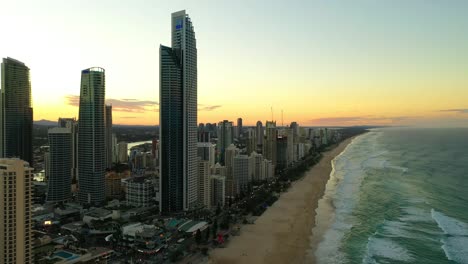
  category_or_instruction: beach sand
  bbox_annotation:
[208,137,355,264]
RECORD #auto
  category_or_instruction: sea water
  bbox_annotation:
[315,128,468,264]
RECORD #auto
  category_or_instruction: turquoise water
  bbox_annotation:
[53,250,79,260]
[315,128,468,264]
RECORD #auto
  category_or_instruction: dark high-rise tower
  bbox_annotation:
[0,58,33,165]
[237,118,243,138]
[58,118,78,184]
[105,104,113,169]
[256,121,264,153]
[77,67,106,205]
[160,10,198,212]
[217,120,233,165]
[47,127,72,202]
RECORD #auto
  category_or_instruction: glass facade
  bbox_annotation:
[160,10,198,212]
[0,58,33,165]
[47,127,72,202]
[77,67,106,205]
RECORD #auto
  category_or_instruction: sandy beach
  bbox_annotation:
[208,137,355,264]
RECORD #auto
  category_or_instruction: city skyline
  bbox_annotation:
[1,1,468,127]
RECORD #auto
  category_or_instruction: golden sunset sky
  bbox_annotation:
[1,0,467,126]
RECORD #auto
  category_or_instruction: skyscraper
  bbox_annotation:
[0,58,33,165]
[160,10,198,212]
[58,118,78,185]
[198,159,211,209]
[276,135,288,170]
[225,144,239,197]
[47,127,72,202]
[237,118,243,137]
[233,154,251,195]
[217,120,233,164]
[77,67,106,205]
[105,104,113,169]
[264,121,277,166]
[0,158,33,264]
[197,142,216,167]
[256,121,264,153]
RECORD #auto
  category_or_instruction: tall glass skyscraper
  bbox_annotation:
[77,67,106,205]
[105,104,113,169]
[160,10,198,212]
[47,127,72,202]
[217,120,233,165]
[0,58,33,165]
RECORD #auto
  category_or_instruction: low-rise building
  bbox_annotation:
[82,208,113,224]
[211,175,226,207]
[125,176,155,207]
[105,170,130,199]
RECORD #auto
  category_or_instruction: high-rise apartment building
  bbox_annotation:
[261,159,275,180]
[159,10,198,212]
[210,174,225,207]
[58,118,78,184]
[105,105,113,169]
[0,58,33,165]
[198,159,211,209]
[77,67,106,205]
[117,142,128,163]
[0,158,33,263]
[256,121,264,153]
[217,120,233,164]
[236,118,243,139]
[197,142,216,167]
[233,154,251,195]
[47,127,72,202]
[264,121,277,167]
[249,151,264,182]
[276,135,288,170]
[225,144,239,197]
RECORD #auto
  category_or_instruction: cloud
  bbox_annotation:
[199,105,222,111]
[65,95,80,106]
[106,98,158,113]
[66,95,219,113]
[65,95,158,113]
[439,109,468,114]
[120,116,137,119]
[308,116,414,126]
[310,116,363,123]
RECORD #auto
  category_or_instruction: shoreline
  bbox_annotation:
[208,136,357,264]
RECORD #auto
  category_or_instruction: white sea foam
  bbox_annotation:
[315,133,378,263]
[441,237,468,264]
[384,164,408,173]
[362,237,414,263]
[431,209,468,236]
[399,206,432,223]
[381,219,440,242]
[382,220,412,238]
[432,209,468,263]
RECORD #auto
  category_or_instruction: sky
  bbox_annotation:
[1,0,468,126]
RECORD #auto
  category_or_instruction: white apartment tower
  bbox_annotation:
[0,159,33,264]
[198,159,211,209]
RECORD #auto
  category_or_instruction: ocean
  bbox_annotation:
[314,128,468,264]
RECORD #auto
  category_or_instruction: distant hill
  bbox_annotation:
[34,119,56,126]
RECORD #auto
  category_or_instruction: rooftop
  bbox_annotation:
[84,208,111,218]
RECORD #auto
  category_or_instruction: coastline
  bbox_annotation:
[208,136,357,264]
